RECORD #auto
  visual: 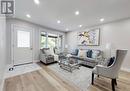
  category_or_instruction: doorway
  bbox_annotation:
[12,25,33,66]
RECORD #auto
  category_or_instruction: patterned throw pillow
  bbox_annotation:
[78,49,86,58]
[92,50,100,58]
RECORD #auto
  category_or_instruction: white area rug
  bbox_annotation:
[4,63,41,78]
[48,63,93,91]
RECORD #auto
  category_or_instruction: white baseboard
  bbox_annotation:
[6,64,14,69]
[121,67,130,72]
[6,60,40,68]
[33,60,40,63]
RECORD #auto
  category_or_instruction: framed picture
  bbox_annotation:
[77,28,100,46]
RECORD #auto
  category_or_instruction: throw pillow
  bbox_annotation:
[41,49,45,54]
[92,50,100,58]
[44,49,53,55]
[71,49,79,56]
[50,48,55,55]
[78,49,86,58]
[86,50,92,58]
[107,57,115,66]
[75,49,79,56]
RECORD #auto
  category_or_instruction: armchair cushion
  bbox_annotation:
[44,49,51,55]
[92,65,111,78]
[53,54,59,61]
[44,48,54,55]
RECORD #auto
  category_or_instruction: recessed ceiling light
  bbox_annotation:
[34,0,40,5]
[79,25,82,27]
[66,28,69,31]
[100,18,104,22]
[75,11,79,15]
[26,14,31,18]
[57,20,61,24]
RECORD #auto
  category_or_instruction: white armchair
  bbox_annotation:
[92,50,128,91]
[40,48,59,64]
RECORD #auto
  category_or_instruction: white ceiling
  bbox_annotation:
[15,0,130,32]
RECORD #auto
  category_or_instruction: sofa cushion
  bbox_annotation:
[78,49,86,58]
[87,50,92,58]
[44,49,51,55]
[70,55,83,60]
[92,50,100,58]
[84,57,96,62]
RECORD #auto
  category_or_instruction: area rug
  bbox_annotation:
[48,63,93,91]
[4,63,42,78]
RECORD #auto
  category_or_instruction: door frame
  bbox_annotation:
[11,24,34,66]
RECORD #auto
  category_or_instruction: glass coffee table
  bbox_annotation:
[58,57,83,72]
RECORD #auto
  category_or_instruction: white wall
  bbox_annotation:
[0,16,6,90]
[66,18,130,71]
[6,18,65,65]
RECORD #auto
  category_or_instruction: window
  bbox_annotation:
[48,33,58,48]
[59,35,63,49]
[17,30,30,47]
[41,32,47,48]
[40,32,63,49]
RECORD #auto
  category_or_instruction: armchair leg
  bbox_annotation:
[91,73,94,85]
[97,75,99,77]
[111,79,115,91]
[114,79,117,86]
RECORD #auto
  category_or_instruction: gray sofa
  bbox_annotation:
[70,49,103,67]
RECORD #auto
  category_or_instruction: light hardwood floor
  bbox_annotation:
[4,62,130,91]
